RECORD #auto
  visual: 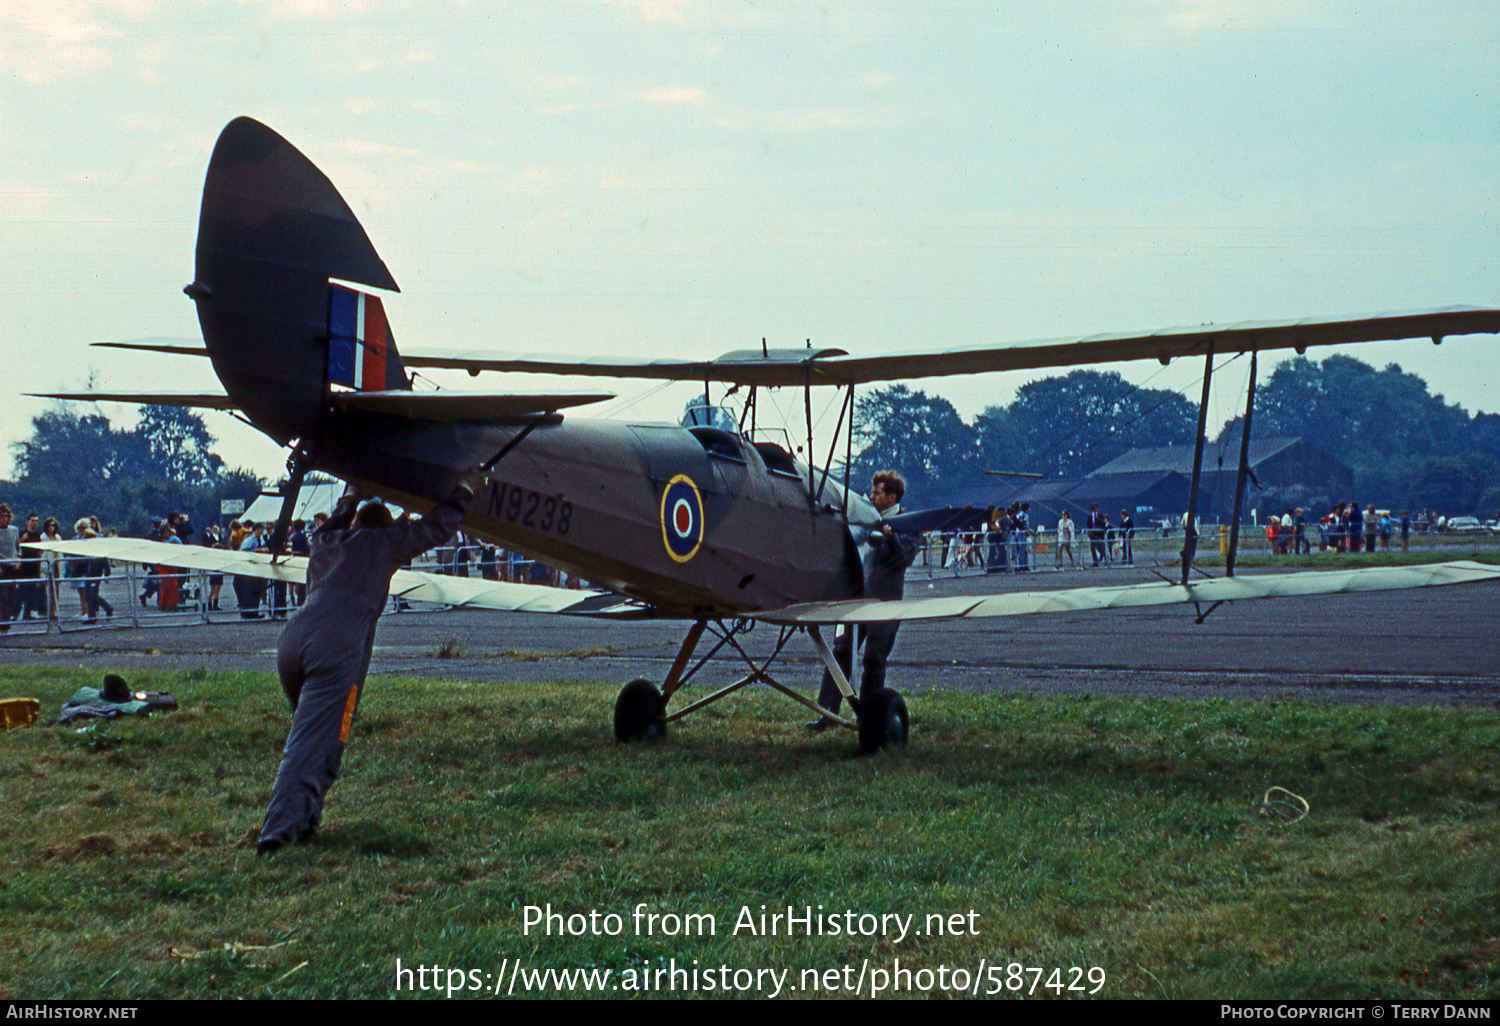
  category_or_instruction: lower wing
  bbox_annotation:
[753,561,1500,625]
[25,538,644,618]
[30,538,1496,626]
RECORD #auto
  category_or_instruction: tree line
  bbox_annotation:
[3,405,263,536]
[850,370,1200,504]
[852,355,1500,515]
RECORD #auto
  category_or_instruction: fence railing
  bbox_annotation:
[915,525,1500,578]
[6,526,1497,632]
[0,549,581,634]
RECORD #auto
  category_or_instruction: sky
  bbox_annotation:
[3,0,1497,485]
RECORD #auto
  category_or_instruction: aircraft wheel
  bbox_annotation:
[858,687,908,756]
[613,678,666,742]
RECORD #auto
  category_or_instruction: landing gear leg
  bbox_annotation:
[808,626,907,752]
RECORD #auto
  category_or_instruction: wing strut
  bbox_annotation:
[803,358,816,511]
[814,384,854,509]
[1181,345,1215,585]
[843,384,854,514]
[480,416,547,471]
[1226,351,1258,576]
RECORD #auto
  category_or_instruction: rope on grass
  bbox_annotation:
[1259,786,1310,822]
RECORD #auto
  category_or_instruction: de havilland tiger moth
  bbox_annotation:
[29,117,1500,752]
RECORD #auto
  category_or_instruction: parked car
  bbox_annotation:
[1446,516,1483,533]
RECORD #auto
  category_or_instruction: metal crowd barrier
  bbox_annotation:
[5,527,1496,632]
[424,543,576,588]
[915,524,1500,579]
[917,528,1166,577]
[0,548,587,634]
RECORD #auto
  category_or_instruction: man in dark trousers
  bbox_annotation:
[1086,503,1108,566]
[17,513,46,621]
[258,476,476,854]
[1118,509,1135,565]
[806,470,919,730]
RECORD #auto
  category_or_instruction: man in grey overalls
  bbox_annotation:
[806,470,918,728]
[258,479,475,854]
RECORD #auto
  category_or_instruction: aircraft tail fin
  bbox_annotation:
[189,117,408,445]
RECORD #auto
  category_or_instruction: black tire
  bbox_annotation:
[858,687,908,755]
[613,678,666,742]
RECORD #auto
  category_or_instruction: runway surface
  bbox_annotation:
[3,563,1496,708]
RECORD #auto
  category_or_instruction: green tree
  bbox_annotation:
[852,385,976,504]
[8,405,261,535]
[1000,370,1198,478]
[1408,454,1495,513]
[13,410,152,488]
[139,405,226,487]
[973,404,1024,474]
[1254,356,1468,458]
[1242,355,1495,513]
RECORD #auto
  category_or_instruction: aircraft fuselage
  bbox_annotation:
[312,410,875,617]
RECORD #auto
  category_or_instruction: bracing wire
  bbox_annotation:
[963,352,1248,508]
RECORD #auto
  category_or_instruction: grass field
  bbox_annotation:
[2,665,1497,1000]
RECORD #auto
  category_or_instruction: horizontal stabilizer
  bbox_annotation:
[885,506,992,534]
[29,391,237,410]
[755,560,1500,625]
[92,338,208,358]
[402,307,1500,387]
[24,538,642,618]
[331,389,614,421]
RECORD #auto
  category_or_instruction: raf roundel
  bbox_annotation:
[660,474,704,563]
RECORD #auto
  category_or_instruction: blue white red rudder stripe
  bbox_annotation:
[327,283,409,391]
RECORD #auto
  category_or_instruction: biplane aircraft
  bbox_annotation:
[30,117,1500,753]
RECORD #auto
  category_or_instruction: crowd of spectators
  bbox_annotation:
[914,500,1499,576]
[2,493,1496,628]
[0,494,595,631]
[920,500,1143,573]
[0,505,123,628]
[440,529,583,588]
[1264,505,1494,555]
[0,506,254,626]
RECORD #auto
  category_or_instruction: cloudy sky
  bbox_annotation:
[4,0,1497,482]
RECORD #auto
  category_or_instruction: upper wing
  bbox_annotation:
[399,307,1500,387]
[751,561,1500,625]
[85,307,1500,389]
[25,538,645,618]
[26,389,615,421]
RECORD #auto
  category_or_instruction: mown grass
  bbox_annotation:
[1,665,1497,1000]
